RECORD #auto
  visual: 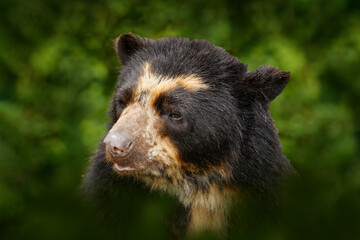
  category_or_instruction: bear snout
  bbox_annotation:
[103,131,135,158]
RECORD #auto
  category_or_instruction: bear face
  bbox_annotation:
[85,33,294,235]
[106,35,246,191]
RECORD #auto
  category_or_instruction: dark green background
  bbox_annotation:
[1,0,359,239]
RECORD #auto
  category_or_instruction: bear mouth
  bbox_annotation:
[105,149,139,173]
[112,163,137,173]
[111,160,164,177]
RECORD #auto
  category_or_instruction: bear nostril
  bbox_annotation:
[125,141,134,152]
[112,146,123,155]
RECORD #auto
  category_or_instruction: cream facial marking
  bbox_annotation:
[106,62,209,179]
[107,101,183,178]
[133,62,209,106]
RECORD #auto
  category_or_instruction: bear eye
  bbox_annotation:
[119,99,126,109]
[117,88,133,111]
[115,99,128,118]
[169,112,182,121]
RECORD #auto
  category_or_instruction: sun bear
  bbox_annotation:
[83,33,295,237]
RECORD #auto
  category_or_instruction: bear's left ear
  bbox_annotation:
[242,65,290,103]
[114,33,148,64]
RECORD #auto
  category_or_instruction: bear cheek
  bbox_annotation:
[140,116,183,176]
[106,102,180,176]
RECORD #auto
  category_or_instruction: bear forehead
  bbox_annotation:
[116,62,211,107]
[133,62,209,104]
[119,37,246,91]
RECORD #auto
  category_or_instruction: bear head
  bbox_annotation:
[94,33,292,233]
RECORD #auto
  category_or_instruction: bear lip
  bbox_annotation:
[113,163,136,173]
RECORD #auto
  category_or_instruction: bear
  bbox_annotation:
[83,33,295,237]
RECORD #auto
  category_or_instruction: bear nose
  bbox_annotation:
[103,131,135,157]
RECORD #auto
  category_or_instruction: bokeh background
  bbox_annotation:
[1,0,359,239]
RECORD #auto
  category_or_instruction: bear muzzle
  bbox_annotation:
[103,131,135,158]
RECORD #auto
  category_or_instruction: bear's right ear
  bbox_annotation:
[114,33,147,64]
[241,65,290,103]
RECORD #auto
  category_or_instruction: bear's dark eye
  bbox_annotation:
[119,100,126,109]
[115,98,128,118]
[117,87,133,112]
[169,112,182,121]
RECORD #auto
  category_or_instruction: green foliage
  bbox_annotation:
[0,0,359,239]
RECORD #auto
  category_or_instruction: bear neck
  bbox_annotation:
[179,184,236,234]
